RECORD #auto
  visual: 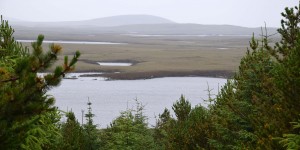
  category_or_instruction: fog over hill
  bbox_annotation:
[9,15,175,27]
[79,15,175,27]
[8,15,278,37]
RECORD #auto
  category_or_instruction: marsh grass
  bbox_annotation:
[20,33,279,79]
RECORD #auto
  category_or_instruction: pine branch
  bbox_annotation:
[0,76,19,82]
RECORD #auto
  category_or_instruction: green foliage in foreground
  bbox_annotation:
[0,15,80,149]
[154,95,211,149]
[279,117,300,150]
[100,101,155,150]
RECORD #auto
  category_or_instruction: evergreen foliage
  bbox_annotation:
[279,116,300,150]
[83,100,101,150]
[20,109,62,150]
[56,101,100,150]
[153,108,172,149]
[59,111,85,149]
[208,3,300,149]
[0,16,80,149]
[100,101,155,150]
[155,95,211,149]
[154,3,300,149]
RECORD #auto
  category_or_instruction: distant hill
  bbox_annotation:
[8,14,278,38]
[78,15,175,26]
[10,15,175,27]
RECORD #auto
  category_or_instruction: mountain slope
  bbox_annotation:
[80,15,175,26]
[10,15,175,27]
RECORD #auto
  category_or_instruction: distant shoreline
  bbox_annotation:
[77,70,233,80]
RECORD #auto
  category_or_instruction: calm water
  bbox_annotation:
[17,40,125,45]
[48,74,227,127]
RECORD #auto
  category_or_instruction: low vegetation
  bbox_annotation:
[1,3,300,150]
[19,27,252,78]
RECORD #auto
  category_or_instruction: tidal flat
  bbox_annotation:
[18,33,275,79]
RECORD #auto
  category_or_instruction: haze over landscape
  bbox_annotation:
[1,0,298,27]
[1,0,296,78]
[1,1,289,79]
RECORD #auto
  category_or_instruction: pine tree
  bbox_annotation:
[209,3,300,149]
[83,100,100,150]
[154,95,211,149]
[0,16,80,149]
[59,112,85,149]
[153,108,172,149]
[100,101,155,150]
[279,117,300,149]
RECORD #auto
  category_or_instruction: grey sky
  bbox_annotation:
[0,0,298,27]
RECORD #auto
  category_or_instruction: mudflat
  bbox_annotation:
[20,33,278,79]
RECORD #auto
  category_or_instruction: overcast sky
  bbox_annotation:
[0,0,298,27]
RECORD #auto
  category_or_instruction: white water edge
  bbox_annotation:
[97,62,132,66]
